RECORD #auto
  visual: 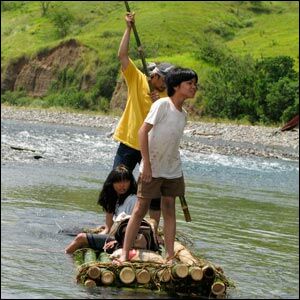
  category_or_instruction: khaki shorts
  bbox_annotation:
[137,175,185,199]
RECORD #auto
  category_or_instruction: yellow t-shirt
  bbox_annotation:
[113,59,167,150]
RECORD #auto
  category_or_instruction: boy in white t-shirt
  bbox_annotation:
[118,67,198,263]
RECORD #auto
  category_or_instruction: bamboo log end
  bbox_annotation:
[136,269,151,284]
[189,266,203,281]
[119,266,135,284]
[171,263,189,278]
[157,268,171,282]
[202,264,215,279]
[87,266,101,280]
[211,281,226,295]
[84,279,96,288]
[101,270,115,285]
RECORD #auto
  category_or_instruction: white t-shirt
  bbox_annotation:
[113,194,137,221]
[139,97,187,179]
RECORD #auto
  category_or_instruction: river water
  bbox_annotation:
[1,119,299,299]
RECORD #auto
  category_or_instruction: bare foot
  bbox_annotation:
[112,249,136,265]
[112,253,129,265]
[112,258,124,266]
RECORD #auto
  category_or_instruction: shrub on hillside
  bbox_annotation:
[1,90,28,106]
[195,38,228,66]
[49,8,74,38]
[202,54,298,124]
[1,1,25,12]
[44,88,90,109]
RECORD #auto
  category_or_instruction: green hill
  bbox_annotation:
[1,1,299,125]
[1,1,299,75]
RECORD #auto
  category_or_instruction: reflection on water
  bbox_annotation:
[1,119,299,299]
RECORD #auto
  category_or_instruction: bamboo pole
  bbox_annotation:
[179,196,192,222]
[123,1,152,90]
[119,266,136,284]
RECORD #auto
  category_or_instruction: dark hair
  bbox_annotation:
[97,164,137,214]
[166,67,198,97]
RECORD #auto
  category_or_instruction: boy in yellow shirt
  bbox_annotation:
[113,12,174,224]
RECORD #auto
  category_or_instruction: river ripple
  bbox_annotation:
[1,119,299,299]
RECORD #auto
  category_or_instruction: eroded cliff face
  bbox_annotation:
[1,39,197,115]
[110,77,127,111]
[1,39,91,97]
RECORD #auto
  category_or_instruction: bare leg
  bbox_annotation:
[161,196,176,261]
[149,209,161,225]
[65,233,89,254]
[119,198,150,262]
[149,208,164,245]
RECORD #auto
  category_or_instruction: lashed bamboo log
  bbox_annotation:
[98,252,111,262]
[84,249,97,264]
[202,264,215,279]
[149,267,171,283]
[97,252,114,285]
[171,263,189,278]
[73,249,84,268]
[100,269,115,285]
[110,248,164,263]
[136,268,151,284]
[119,266,135,284]
[72,227,232,298]
[84,279,96,288]
[189,266,203,281]
[157,268,171,282]
[211,278,226,296]
[87,266,101,280]
[174,241,199,265]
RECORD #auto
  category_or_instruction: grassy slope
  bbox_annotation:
[227,1,299,61]
[1,1,299,78]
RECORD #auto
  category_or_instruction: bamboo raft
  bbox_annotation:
[72,230,234,298]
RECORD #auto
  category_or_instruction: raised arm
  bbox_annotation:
[118,13,135,71]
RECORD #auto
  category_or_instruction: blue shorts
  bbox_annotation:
[113,143,141,172]
[86,233,116,254]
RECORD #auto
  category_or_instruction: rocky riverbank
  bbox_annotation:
[1,105,299,161]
